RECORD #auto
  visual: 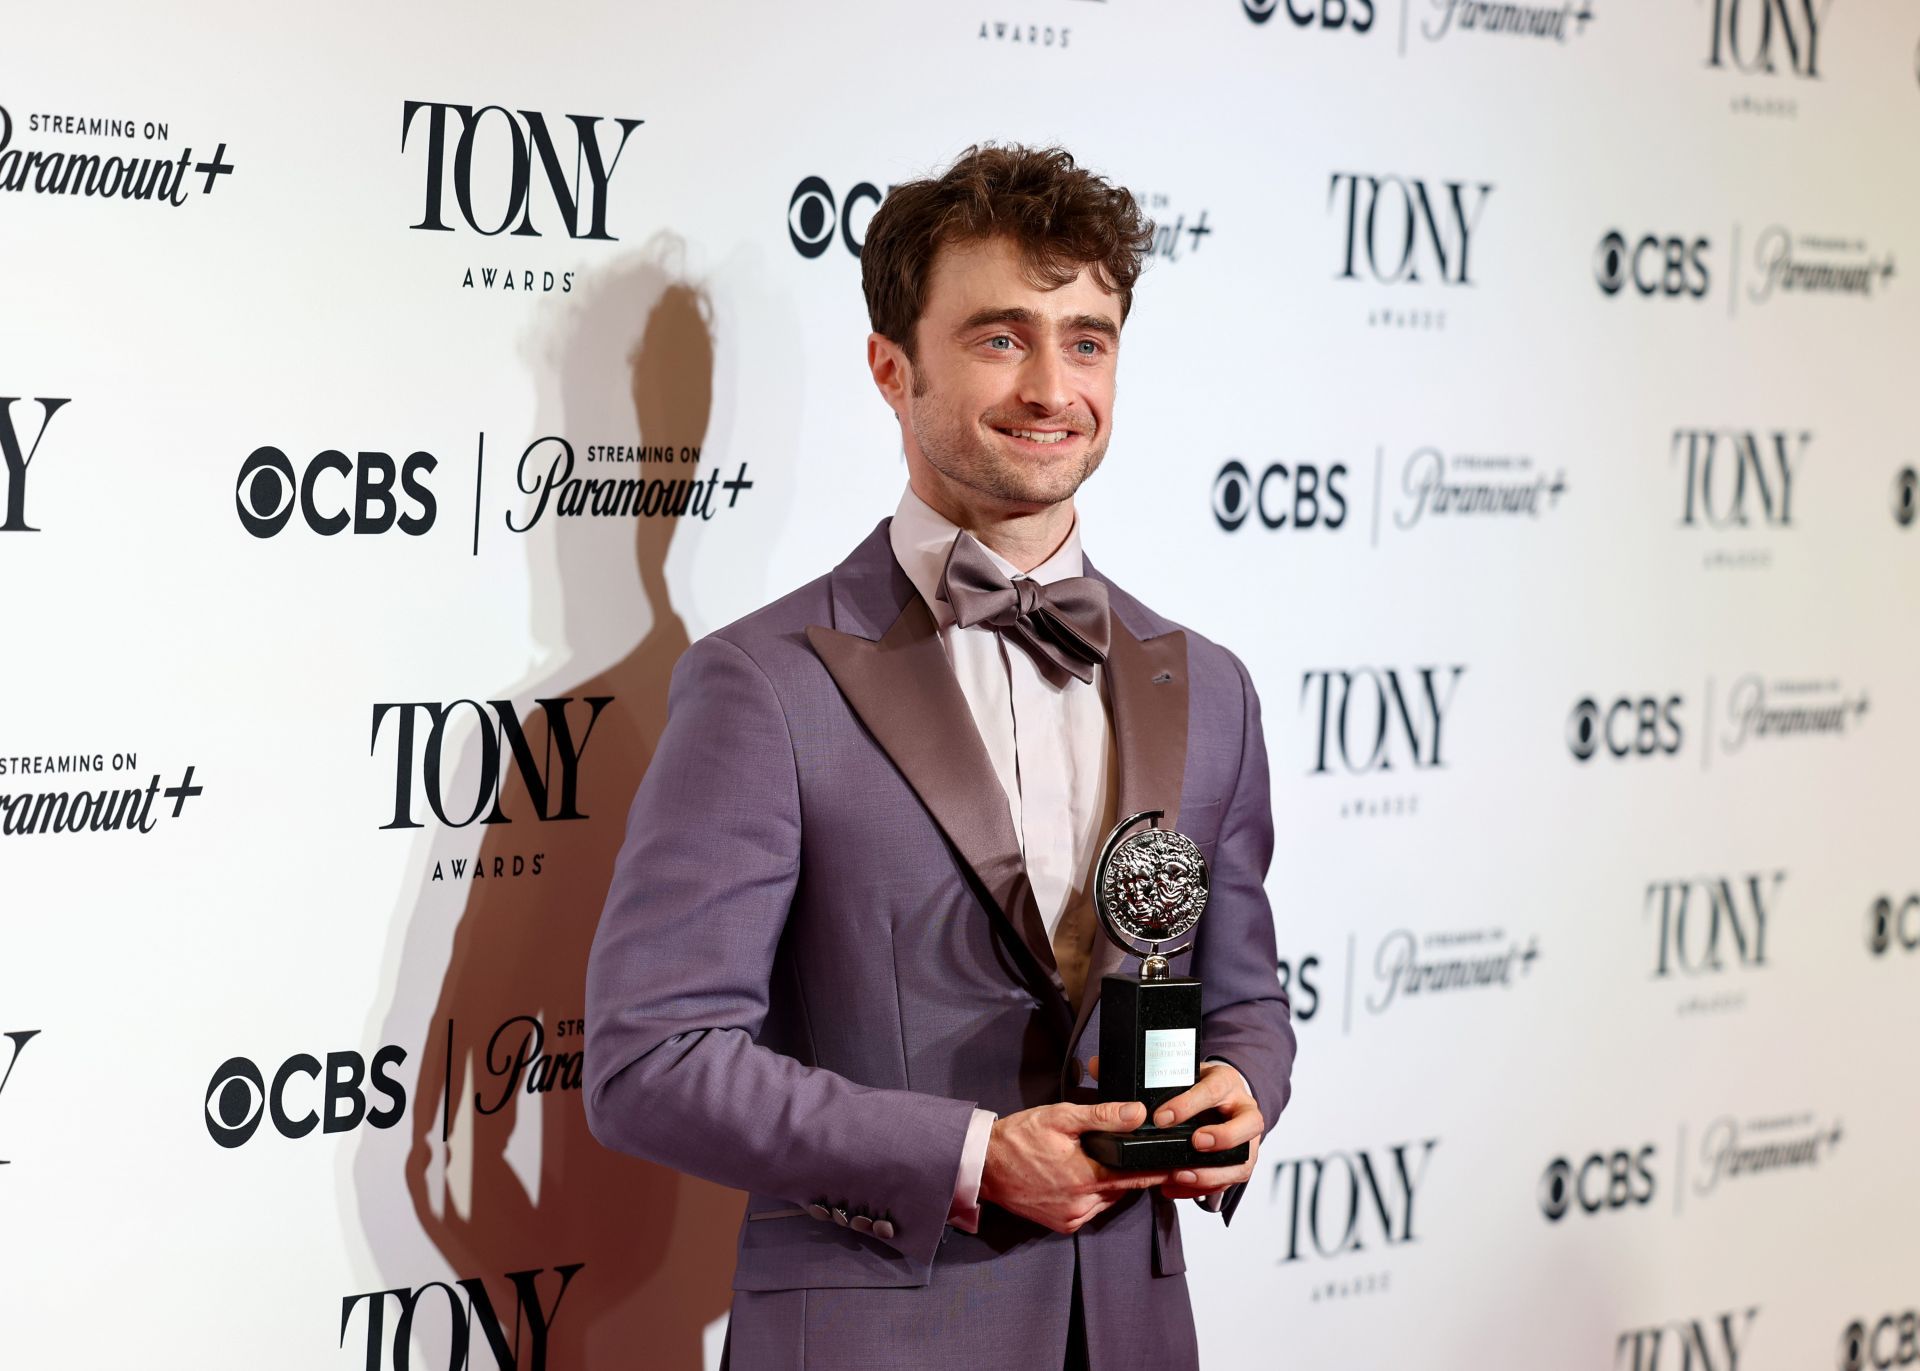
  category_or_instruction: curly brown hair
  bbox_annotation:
[861,143,1155,363]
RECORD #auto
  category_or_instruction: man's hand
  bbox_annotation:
[1088,1055,1264,1202]
[978,1100,1175,1234]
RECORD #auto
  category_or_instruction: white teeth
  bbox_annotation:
[1004,429,1069,444]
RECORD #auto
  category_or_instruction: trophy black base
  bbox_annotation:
[1083,1122,1250,1171]
[1086,972,1250,1170]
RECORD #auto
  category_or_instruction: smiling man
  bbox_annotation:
[586,144,1294,1371]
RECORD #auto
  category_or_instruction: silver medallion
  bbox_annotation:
[1093,811,1210,975]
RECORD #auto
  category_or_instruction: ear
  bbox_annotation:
[867,332,912,419]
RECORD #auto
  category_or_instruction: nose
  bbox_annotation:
[1015,345,1071,417]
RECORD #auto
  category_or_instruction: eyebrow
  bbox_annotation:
[955,306,1120,340]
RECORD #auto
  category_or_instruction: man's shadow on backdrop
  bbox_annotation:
[356,240,743,1370]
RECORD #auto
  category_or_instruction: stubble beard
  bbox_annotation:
[907,380,1107,511]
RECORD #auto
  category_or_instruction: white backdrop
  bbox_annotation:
[3,1,1918,1368]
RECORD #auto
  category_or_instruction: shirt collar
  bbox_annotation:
[889,484,1086,630]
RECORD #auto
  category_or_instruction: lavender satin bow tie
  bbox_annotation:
[935,530,1112,686]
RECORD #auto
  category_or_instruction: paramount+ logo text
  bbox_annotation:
[204,1044,406,1147]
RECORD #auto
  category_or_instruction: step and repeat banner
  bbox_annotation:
[3,0,1917,1367]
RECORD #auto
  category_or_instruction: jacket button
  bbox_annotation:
[873,1219,895,1241]
[805,1203,830,1222]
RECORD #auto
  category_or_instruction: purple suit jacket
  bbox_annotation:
[585,520,1294,1370]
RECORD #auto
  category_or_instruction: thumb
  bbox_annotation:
[1064,1099,1147,1136]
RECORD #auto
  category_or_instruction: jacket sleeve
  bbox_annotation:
[1193,648,1296,1224]
[584,633,978,1277]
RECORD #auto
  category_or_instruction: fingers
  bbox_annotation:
[1087,1161,1178,1194]
[1152,1066,1234,1128]
[1158,1182,1229,1201]
[1190,1103,1264,1155]
[1160,1161,1253,1200]
[1060,1177,1182,1230]
[1178,1161,1253,1188]
[1060,1196,1109,1234]
[1164,1128,1262,1199]
[1059,1098,1146,1137]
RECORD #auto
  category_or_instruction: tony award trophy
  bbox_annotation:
[1081,809,1250,1170]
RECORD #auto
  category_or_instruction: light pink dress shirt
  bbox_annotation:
[887,487,1241,1230]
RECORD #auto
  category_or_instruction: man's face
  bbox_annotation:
[891,235,1120,511]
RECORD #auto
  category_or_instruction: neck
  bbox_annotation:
[908,470,1076,574]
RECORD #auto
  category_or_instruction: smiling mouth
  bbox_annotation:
[993,425,1082,447]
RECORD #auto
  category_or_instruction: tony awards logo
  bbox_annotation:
[0,397,70,533]
[1081,810,1247,1170]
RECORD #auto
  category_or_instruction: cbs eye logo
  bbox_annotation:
[1840,1312,1920,1371]
[1594,230,1710,299]
[1538,1148,1656,1221]
[1567,696,1684,761]
[788,177,885,260]
[204,1057,266,1146]
[1241,0,1376,31]
[204,1047,407,1147]
[1211,459,1348,532]
[1868,895,1920,957]
[235,446,437,539]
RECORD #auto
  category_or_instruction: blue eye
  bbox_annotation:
[988,336,1013,350]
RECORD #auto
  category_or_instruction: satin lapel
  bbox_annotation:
[1068,618,1191,1046]
[807,599,1064,995]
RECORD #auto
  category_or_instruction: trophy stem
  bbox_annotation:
[1140,953,1170,981]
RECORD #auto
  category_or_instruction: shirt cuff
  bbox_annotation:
[1195,1058,1248,1214]
[948,1107,995,1233]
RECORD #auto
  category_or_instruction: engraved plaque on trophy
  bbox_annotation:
[1081,809,1250,1171]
